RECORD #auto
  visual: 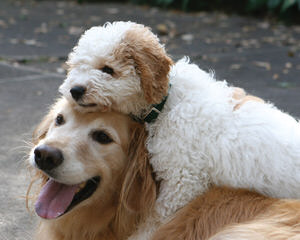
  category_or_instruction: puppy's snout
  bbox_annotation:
[34,145,64,171]
[70,86,86,101]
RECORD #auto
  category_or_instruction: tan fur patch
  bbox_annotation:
[234,95,265,110]
[231,87,264,111]
[114,25,173,104]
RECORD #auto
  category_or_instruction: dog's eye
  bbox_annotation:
[100,66,114,75]
[55,114,65,126]
[92,130,113,144]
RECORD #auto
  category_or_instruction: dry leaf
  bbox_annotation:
[106,8,119,14]
[156,24,168,36]
[253,61,271,71]
[68,26,84,36]
[230,64,241,70]
[181,34,194,42]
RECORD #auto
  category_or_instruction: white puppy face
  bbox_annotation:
[59,21,173,116]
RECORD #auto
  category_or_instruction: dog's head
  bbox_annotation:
[59,21,173,116]
[28,98,156,236]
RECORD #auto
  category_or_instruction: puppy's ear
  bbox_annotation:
[120,122,156,216]
[122,25,173,104]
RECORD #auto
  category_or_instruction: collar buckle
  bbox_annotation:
[132,84,171,124]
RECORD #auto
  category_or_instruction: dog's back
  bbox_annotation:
[152,186,300,240]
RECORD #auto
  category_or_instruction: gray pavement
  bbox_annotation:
[0,0,299,239]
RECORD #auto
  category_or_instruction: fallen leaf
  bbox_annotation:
[56,68,65,74]
[285,62,292,69]
[9,38,18,44]
[253,61,271,71]
[282,69,289,74]
[258,22,270,29]
[230,64,241,70]
[35,22,48,34]
[68,26,84,36]
[272,73,279,80]
[21,8,29,15]
[287,51,295,57]
[106,8,119,14]
[90,16,101,22]
[9,17,16,25]
[156,24,168,36]
[0,20,7,28]
[24,39,41,46]
[56,9,64,15]
[181,34,194,42]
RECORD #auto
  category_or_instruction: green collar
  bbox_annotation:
[143,84,171,123]
[130,84,171,124]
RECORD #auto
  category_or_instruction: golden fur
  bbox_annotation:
[27,98,156,240]
[152,186,300,240]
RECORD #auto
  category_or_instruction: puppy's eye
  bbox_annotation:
[55,114,65,126]
[92,130,113,144]
[100,66,114,75]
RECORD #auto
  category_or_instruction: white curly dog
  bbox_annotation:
[59,21,300,239]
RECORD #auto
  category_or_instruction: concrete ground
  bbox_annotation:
[0,0,299,239]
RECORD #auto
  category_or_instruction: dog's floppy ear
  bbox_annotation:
[32,98,64,144]
[120,122,156,216]
[122,25,173,104]
[115,122,156,237]
[32,113,53,145]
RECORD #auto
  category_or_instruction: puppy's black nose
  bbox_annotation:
[34,145,64,171]
[70,86,86,101]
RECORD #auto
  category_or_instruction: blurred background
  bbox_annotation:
[0,0,299,239]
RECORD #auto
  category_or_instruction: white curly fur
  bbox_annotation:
[59,22,300,240]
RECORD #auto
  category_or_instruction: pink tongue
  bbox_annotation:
[35,179,79,219]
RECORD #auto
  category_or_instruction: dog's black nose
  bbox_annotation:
[34,145,64,171]
[70,86,86,101]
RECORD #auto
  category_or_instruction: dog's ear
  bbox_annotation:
[32,113,53,145]
[115,122,156,237]
[120,122,156,216]
[121,26,173,104]
[32,99,62,144]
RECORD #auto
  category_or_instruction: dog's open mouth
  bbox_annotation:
[35,176,100,219]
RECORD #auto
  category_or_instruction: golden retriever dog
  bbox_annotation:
[26,97,300,240]
[152,186,300,240]
[26,97,156,240]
